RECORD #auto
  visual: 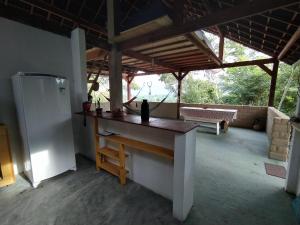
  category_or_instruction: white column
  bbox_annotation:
[107,0,123,112]
[173,129,197,221]
[71,28,88,108]
[109,45,123,112]
[71,28,94,157]
[286,97,300,195]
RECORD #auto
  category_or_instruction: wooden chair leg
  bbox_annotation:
[119,144,126,185]
[94,117,101,171]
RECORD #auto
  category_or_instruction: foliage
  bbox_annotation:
[159,73,177,91]
[131,81,140,91]
[182,76,219,104]
[159,74,219,104]
[221,66,270,106]
[275,63,300,115]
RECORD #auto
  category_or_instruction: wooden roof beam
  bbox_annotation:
[278,27,300,60]
[177,58,275,71]
[86,48,108,62]
[221,58,275,68]
[202,0,223,36]
[185,33,222,66]
[119,0,299,50]
[123,50,178,72]
[219,34,224,61]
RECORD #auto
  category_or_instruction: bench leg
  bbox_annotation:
[223,121,229,133]
[216,122,220,135]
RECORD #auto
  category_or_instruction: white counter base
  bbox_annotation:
[98,118,197,221]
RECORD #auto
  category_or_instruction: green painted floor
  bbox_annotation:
[0,128,297,225]
[187,128,296,225]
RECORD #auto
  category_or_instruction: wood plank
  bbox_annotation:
[93,118,101,171]
[278,27,300,60]
[149,46,199,58]
[132,36,187,51]
[123,50,178,71]
[0,125,15,187]
[185,33,221,66]
[104,135,174,160]
[140,42,193,55]
[119,144,126,185]
[98,147,120,161]
[100,161,121,177]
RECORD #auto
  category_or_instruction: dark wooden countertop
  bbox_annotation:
[77,111,200,134]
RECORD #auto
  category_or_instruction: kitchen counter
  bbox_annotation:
[78,111,200,133]
[77,111,198,221]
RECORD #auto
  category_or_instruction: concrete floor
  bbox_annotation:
[0,128,297,225]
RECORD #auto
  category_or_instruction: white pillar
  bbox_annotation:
[286,97,300,195]
[173,129,196,221]
[71,28,93,157]
[107,0,123,112]
[109,45,123,112]
[71,28,88,107]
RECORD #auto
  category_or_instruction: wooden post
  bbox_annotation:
[173,71,189,119]
[219,34,224,61]
[268,60,279,106]
[119,143,126,185]
[107,0,123,112]
[126,75,134,101]
[94,117,101,171]
[177,74,182,120]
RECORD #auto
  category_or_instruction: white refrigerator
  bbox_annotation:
[12,72,76,187]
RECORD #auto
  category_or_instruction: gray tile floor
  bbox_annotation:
[0,128,297,225]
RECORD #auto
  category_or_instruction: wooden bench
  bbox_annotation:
[182,116,223,135]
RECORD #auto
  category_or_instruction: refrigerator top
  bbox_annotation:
[14,72,67,80]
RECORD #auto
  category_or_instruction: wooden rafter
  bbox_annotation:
[119,0,299,50]
[185,33,221,66]
[20,0,106,35]
[278,27,300,60]
[258,64,273,76]
[202,0,223,36]
[86,47,108,62]
[219,34,224,61]
[123,50,178,71]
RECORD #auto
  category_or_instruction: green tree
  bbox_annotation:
[131,81,140,91]
[221,66,270,106]
[182,76,219,104]
[159,74,219,104]
[275,62,300,116]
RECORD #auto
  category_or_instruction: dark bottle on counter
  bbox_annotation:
[141,99,149,122]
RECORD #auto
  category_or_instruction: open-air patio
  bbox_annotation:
[0,0,300,224]
[0,128,296,225]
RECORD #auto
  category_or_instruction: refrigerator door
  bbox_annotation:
[20,75,76,185]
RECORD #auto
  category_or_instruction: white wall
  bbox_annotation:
[0,18,75,174]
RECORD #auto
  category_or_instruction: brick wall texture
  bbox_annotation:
[267,107,291,161]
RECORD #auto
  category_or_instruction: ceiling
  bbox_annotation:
[0,0,299,74]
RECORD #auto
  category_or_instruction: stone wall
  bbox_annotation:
[129,102,268,129]
[267,107,291,161]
